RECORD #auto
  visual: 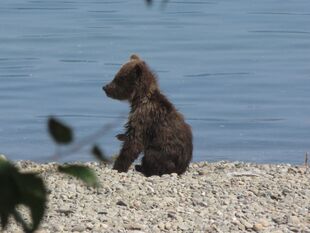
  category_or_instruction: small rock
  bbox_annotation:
[57,208,74,215]
[165,222,172,230]
[132,200,142,209]
[178,222,188,230]
[270,231,284,233]
[124,223,144,230]
[72,225,85,232]
[240,219,253,229]
[50,224,63,232]
[127,231,146,233]
[199,201,208,207]
[94,223,109,230]
[236,221,245,231]
[86,222,94,230]
[151,226,161,233]
[288,216,300,225]
[162,174,171,179]
[253,223,264,232]
[35,230,49,233]
[158,222,165,230]
[168,211,177,219]
[289,226,300,232]
[258,218,270,227]
[273,215,288,225]
[98,210,108,215]
[198,169,208,175]
[116,200,127,207]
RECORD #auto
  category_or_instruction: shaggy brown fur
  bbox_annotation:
[103,54,193,176]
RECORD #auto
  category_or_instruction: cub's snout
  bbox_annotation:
[102,84,108,94]
[102,84,114,97]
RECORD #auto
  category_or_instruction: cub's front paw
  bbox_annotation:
[116,134,127,141]
[135,165,143,173]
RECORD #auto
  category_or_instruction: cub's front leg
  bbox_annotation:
[113,138,142,173]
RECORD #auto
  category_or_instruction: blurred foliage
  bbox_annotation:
[58,164,100,187]
[0,117,112,232]
[0,159,46,233]
[92,145,111,163]
[48,117,73,144]
[47,117,110,186]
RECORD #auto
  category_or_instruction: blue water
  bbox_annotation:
[0,0,309,164]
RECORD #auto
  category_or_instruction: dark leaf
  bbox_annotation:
[91,145,110,163]
[0,160,21,230]
[58,165,99,187]
[14,173,47,232]
[12,209,32,233]
[0,160,46,232]
[0,213,9,229]
[48,117,73,144]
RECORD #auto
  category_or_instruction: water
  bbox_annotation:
[0,0,309,164]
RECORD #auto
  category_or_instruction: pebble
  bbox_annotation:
[165,222,172,230]
[35,230,49,233]
[178,222,188,230]
[273,215,288,225]
[258,218,270,227]
[158,222,165,230]
[253,223,264,232]
[240,219,253,229]
[116,200,127,207]
[3,161,309,233]
[270,231,284,233]
[124,223,144,230]
[71,225,85,232]
[288,215,300,225]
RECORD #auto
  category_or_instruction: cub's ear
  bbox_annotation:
[130,54,140,61]
[134,63,143,77]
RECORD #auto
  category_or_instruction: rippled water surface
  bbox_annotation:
[1,0,310,164]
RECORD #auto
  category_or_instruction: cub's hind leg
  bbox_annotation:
[139,149,177,176]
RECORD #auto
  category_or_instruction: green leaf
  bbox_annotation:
[58,165,99,187]
[14,173,47,232]
[91,145,110,164]
[48,117,73,144]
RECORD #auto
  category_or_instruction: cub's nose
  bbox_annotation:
[102,84,111,97]
[102,85,107,92]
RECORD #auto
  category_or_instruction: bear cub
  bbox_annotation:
[103,54,193,176]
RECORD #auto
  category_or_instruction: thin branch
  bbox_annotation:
[43,113,126,162]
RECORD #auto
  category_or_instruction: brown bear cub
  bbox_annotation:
[103,54,193,176]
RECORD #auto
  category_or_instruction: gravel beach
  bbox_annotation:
[3,161,310,233]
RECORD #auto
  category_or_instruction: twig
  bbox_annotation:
[42,113,126,162]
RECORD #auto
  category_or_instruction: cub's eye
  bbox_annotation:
[115,78,124,85]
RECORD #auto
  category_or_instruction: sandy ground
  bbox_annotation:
[3,160,310,233]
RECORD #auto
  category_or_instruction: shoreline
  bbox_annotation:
[3,161,310,233]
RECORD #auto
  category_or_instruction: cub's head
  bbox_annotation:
[103,54,157,102]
